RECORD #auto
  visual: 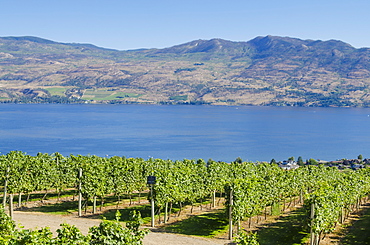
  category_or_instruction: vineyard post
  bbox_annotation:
[78,168,82,217]
[18,193,22,208]
[147,176,156,228]
[9,193,13,218]
[2,166,9,208]
[151,184,155,227]
[212,190,216,208]
[228,188,233,240]
[164,202,168,224]
[310,202,315,245]
[93,196,97,214]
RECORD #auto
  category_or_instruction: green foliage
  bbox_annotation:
[89,211,148,245]
[234,231,260,245]
[341,199,370,244]
[270,202,281,216]
[169,95,188,101]
[234,157,243,164]
[0,205,16,243]
[126,210,144,233]
[12,227,54,244]
[297,156,304,165]
[302,167,370,242]
[358,154,363,161]
[174,68,196,73]
[89,220,134,245]
[45,87,67,96]
[0,206,148,245]
[307,158,318,165]
[2,151,370,243]
[55,223,89,244]
[82,89,141,101]
[101,205,152,224]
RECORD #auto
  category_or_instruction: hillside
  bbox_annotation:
[1,35,370,106]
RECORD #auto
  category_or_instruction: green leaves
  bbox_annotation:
[56,223,89,245]
[0,207,148,245]
[89,210,148,245]
[0,205,16,242]
[234,231,260,245]
[304,166,370,238]
[14,227,54,245]
[2,150,370,243]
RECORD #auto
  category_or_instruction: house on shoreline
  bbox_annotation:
[276,157,369,170]
[328,158,368,170]
[278,160,299,170]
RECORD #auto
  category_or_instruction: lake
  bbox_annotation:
[1,104,370,162]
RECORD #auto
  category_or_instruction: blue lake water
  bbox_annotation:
[1,104,370,162]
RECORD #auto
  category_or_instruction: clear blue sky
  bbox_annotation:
[1,0,369,50]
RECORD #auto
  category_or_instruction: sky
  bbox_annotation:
[1,0,369,50]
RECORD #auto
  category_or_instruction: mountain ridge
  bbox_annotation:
[1,35,370,107]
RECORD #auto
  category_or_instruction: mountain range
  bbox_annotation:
[1,35,370,106]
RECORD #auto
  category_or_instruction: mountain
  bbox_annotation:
[1,35,370,107]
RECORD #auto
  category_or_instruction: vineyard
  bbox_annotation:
[1,151,370,244]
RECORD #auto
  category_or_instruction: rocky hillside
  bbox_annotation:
[1,35,370,106]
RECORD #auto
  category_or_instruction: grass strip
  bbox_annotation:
[340,203,370,244]
[164,210,228,238]
[257,207,309,245]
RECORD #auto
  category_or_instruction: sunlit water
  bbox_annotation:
[1,104,370,162]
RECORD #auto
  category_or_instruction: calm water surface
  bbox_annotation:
[1,104,370,162]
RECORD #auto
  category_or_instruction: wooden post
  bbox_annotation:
[151,184,155,227]
[93,196,97,214]
[265,206,267,220]
[9,194,13,218]
[78,168,82,217]
[147,175,156,227]
[3,167,9,208]
[310,202,315,245]
[18,193,22,208]
[164,202,168,224]
[212,190,216,208]
[228,189,233,240]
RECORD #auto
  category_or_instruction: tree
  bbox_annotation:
[297,156,304,166]
[288,156,295,161]
[307,158,318,165]
[270,159,277,165]
[234,157,243,164]
[358,154,363,161]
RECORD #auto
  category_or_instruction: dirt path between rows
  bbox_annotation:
[12,211,229,245]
